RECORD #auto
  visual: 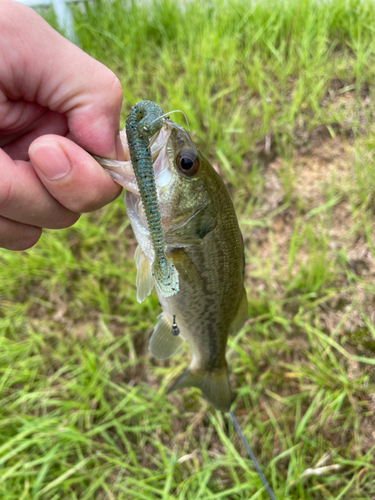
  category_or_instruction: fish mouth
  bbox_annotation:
[95,124,173,194]
[97,122,177,236]
[150,125,173,187]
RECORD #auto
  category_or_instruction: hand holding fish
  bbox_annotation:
[0,0,122,250]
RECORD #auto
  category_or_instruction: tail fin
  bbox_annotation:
[167,365,232,412]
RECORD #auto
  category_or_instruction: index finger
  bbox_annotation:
[0,0,123,159]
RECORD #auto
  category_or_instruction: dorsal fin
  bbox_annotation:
[229,288,248,335]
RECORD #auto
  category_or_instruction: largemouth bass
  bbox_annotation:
[97,102,247,412]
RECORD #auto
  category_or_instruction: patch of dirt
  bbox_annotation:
[243,133,375,341]
[241,131,375,455]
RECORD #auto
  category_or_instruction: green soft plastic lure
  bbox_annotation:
[125,100,179,297]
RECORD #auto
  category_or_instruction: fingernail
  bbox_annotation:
[29,141,71,180]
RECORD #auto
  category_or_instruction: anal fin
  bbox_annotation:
[149,313,185,360]
[134,245,154,303]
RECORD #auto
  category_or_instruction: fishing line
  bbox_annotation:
[94,109,191,167]
[149,110,190,131]
[228,410,277,500]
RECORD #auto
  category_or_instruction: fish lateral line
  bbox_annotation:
[228,410,277,500]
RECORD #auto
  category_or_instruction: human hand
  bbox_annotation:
[0,0,123,250]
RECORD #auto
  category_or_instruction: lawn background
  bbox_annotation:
[1,0,375,498]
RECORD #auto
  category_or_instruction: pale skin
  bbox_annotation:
[0,0,127,250]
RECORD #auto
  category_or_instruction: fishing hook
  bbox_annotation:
[149,109,190,132]
[172,315,180,336]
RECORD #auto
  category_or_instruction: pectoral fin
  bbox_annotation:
[229,288,248,335]
[166,248,201,284]
[149,313,185,360]
[167,365,232,412]
[134,246,154,303]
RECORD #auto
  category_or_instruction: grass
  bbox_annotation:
[1,0,375,498]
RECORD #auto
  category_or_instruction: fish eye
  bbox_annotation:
[175,150,200,177]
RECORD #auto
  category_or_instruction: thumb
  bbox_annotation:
[29,135,121,213]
